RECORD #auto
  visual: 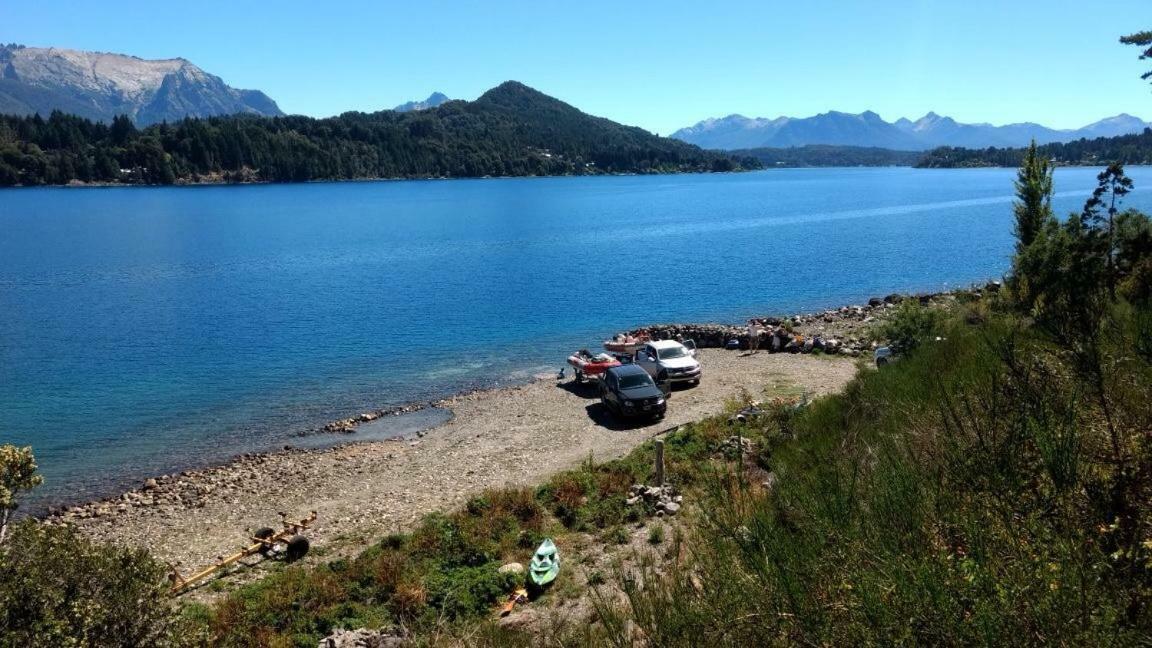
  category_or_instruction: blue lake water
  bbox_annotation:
[3,167,1152,508]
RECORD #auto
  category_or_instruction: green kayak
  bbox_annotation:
[529,538,560,586]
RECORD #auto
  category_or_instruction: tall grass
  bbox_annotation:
[590,304,1152,645]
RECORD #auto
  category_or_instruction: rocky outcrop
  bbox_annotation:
[318,628,405,648]
[626,484,683,516]
[313,403,430,435]
[393,92,449,112]
[0,44,283,125]
[630,290,968,357]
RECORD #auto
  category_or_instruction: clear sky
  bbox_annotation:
[2,1,1150,134]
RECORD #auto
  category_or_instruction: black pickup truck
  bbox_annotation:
[599,364,669,420]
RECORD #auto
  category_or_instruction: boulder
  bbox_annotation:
[319,628,405,648]
[498,562,525,576]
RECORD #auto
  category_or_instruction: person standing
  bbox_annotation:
[747,319,761,354]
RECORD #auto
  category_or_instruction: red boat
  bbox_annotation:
[567,350,621,383]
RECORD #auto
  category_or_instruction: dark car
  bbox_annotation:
[599,364,668,420]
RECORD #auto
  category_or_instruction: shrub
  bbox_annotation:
[880,300,945,354]
[647,525,665,545]
[0,521,182,646]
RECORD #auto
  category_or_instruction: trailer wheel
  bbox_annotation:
[285,535,310,562]
[254,527,276,555]
[574,369,584,384]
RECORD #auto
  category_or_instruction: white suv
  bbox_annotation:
[635,340,702,385]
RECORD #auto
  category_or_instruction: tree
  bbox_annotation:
[1013,140,1054,251]
[1120,30,1152,83]
[1083,163,1134,297]
[0,445,43,544]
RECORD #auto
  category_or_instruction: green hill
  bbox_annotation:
[916,128,1152,168]
[0,81,759,186]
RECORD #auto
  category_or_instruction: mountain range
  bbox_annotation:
[0,44,282,125]
[393,92,450,112]
[672,111,1152,151]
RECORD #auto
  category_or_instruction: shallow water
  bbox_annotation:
[3,167,1151,507]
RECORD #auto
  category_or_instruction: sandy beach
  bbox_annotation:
[53,349,858,579]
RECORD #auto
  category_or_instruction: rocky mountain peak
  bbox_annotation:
[0,44,283,125]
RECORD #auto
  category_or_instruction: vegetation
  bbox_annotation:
[1121,30,1152,83]
[916,128,1152,168]
[0,444,43,544]
[0,521,184,646]
[1012,141,1055,252]
[0,81,759,187]
[731,144,924,168]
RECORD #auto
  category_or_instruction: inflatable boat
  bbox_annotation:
[567,350,621,383]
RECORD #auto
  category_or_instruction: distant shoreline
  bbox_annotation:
[7,162,1145,190]
[2,167,755,190]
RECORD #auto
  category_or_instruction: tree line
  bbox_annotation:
[733,144,924,167]
[916,128,1152,168]
[0,82,760,186]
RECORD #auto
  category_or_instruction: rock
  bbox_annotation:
[884,293,904,304]
[318,627,405,648]
[664,502,681,515]
[498,562,525,576]
[143,478,158,491]
[868,297,883,307]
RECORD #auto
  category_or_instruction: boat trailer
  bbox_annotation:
[168,510,317,594]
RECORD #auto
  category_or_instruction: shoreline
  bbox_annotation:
[35,288,976,517]
[1,167,755,190]
[4,163,1142,190]
[40,288,976,519]
[46,350,858,575]
[41,289,980,574]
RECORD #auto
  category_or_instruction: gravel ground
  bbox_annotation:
[54,350,858,584]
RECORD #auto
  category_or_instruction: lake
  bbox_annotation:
[3,167,1151,508]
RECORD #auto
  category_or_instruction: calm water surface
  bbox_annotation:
[3,167,1151,507]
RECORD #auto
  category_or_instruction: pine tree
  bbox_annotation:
[1083,163,1134,297]
[1012,141,1055,252]
[1120,30,1152,84]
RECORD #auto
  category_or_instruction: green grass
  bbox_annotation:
[581,304,1152,646]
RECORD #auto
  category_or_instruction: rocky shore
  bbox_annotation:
[631,285,996,356]
[44,289,992,583]
[48,350,857,578]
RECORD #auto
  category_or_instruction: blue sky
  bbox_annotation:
[2,1,1150,134]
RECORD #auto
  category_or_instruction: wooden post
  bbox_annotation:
[654,439,665,486]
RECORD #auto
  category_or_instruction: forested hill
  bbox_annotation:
[916,128,1152,168]
[733,144,924,167]
[0,81,759,186]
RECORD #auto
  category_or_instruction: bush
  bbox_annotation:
[0,521,183,646]
[879,300,945,354]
